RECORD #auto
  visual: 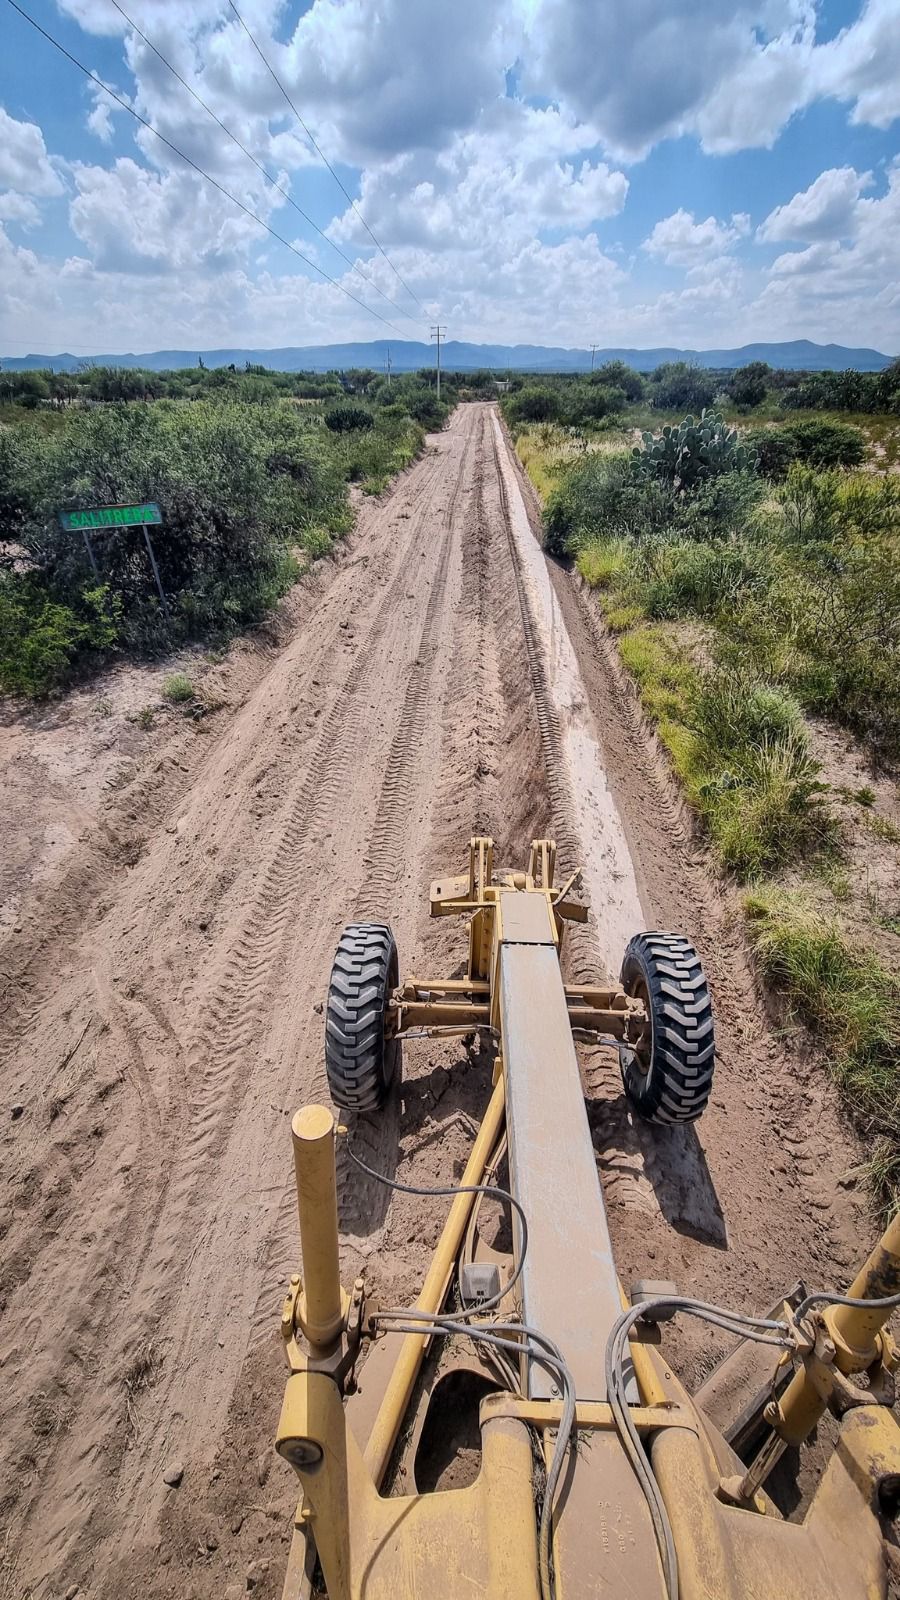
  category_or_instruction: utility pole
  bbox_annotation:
[431,325,446,400]
[590,342,599,372]
[385,347,392,387]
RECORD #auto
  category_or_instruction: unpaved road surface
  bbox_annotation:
[0,404,872,1600]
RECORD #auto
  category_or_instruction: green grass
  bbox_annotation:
[605,629,828,878]
[162,672,194,704]
[860,811,900,847]
[745,887,900,1206]
[576,535,630,592]
[618,625,695,738]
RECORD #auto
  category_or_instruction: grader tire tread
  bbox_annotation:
[621,931,715,1125]
[325,923,399,1112]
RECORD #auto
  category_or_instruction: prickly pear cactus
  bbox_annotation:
[631,409,758,490]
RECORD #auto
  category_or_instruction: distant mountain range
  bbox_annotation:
[1,338,894,374]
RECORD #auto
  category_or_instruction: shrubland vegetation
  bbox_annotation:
[502,358,900,1203]
[0,362,456,696]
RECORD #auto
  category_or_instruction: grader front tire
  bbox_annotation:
[620,932,715,1125]
[324,923,400,1112]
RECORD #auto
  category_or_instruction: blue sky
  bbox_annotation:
[1,0,899,355]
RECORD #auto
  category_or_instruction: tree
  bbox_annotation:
[324,401,374,433]
[728,361,770,410]
[507,386,561,423]
[593,360,644,401]
[5,371,51,409]
[650,362,717,413]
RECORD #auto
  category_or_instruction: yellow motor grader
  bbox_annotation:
[275,838,900,1600]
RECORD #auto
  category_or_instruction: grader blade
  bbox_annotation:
[274,837,900,1600]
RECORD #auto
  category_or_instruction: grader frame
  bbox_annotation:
[386,835,646,1048]
[275,838,900,1600]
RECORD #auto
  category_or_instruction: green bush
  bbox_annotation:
[507,386,561,425]
[689,668,804,759]
[323,402,374,433]
[787,418,867,469]
[773,469,900,755]
[752,419,867,478]
[685,671,824,876]
[0,576,120,695]
[727,361,771,410]
[748,426,798,480]
[671,471,764,542]
[0,399,353,688]
[162,672,194,703]
[564,385,627,427]
[745,887,900,1203]
[593,361,644,401]
[543,453,672,557]
[778,366,900,415]
[401,388,448,429]
[705,733,826,877]
[338,412,424,491]
[649,362,717,413]
[637,539,767,620]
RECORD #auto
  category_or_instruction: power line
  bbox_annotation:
[226,0,425,314]
[105,0,422,329]
[6,0,408,338]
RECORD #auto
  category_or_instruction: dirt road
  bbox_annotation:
[0,403,871,1599]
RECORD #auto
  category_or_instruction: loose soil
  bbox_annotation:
[0,404,875,1600]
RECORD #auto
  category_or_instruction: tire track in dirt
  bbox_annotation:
[0,422,476,1595]
[92,414,488,1555]
[352,421,477,924]
[253,422,478,1272]
[98,430,471,1536]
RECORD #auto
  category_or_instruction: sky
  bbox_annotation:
[1,0,899,357]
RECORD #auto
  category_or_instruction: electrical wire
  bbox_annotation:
[605,1296,797,1600]
[344,1137,528,1315]
[105,0,422,329]
[794,1286,900,1322]
[342,1133,573,1600]
[374,1307,575,1600]
[226,0,425,312]
[6,0,408,337]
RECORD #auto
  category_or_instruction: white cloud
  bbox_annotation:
[758,165,872,241]
[754,160,900,345]
[0,193,41,227]
[0,108,64,197]
[643,208,749,267]
[329,103,627,257]
[694,20,815,152]
[85,78,127,144]
[813,0,900,130]
[68,155,280,274]
[527,0,816,159]
[278,0,515,162]
[528,0,900,160]
[87,101,114,142]
[768,239,840,274]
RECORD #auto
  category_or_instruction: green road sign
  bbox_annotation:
[58,502,162,532]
